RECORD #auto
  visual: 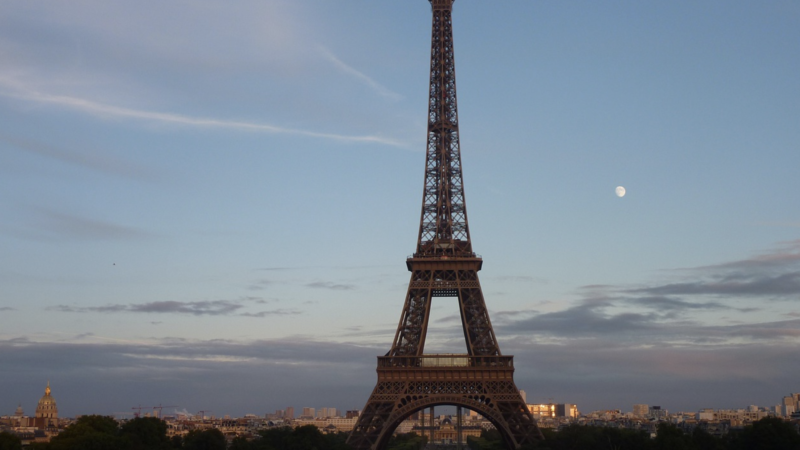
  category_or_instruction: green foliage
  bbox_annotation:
[545,423,653,450]
[38,415,173,450]
[654,422,692,450]
[466,435,505,450]
[386,432,426,450]
[27,443,52,450]
[264,425,327,450]
[730,416,800,450]
[170,435,183,449]
[690,426,725,450]
[466,428,505,450]
[229,435,252,450]
[120,417,170,450]
[469,418,798,450]
[182,428,226,450]
[323,431,352,450]
[0,431,22,450]
[47,415,125,450]
[245,426,352,450]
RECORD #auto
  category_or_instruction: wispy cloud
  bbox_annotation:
[50,300,244,316]
[0,77,408,148]
[0,307,16,312]
[240,309,302,318]
[16,208,153,242]
[46,297,292,318]
[306,281,355,291]
[635,241,800,299]
[497,240,800,346]
[688,239,800,272]
[629,272,800,298]
[319,47,402,101]
[0,134,154,180]
[492,275,547,283]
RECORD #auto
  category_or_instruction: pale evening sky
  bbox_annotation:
[1,1,799,418]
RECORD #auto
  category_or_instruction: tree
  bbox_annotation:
[282,425,329,450]
[386,432,426,450]
[654,422,692,450]
[735,417,800,450]
[0,432,22,450]
[254,426,352,450]
[690,426,724,450]
[466,429,504,450]
[533,424,653,450]
[47,415,124,450]
[253,427,292,450]
[120,417,170,450]
[169,435,183,449]
[182,428,226,450]
[229,435,252,450]
[322,431,352,450]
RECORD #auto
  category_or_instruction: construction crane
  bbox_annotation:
[150,404,178,419]
[132,405,145,418]
[132,404,178,419]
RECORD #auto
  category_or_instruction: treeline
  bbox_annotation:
[0,416,351,450]
[468,418,800,450]
[3,416,798,450]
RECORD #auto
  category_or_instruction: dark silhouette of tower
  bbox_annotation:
[346,1,544,449]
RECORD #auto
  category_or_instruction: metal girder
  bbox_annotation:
[388,262,499,357]
[415,0,471,259]
[348,363,543,450]
[347,1,544,448]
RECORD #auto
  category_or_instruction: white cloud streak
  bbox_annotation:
[319,46,403,101]
[0,77,408,148]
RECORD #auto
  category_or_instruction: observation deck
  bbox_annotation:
[376,354,515,382]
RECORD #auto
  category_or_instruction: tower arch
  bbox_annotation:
[372,397,533,450]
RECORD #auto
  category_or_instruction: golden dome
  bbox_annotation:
[36,382,58,419]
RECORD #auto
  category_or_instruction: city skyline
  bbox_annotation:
[2,1,799,417]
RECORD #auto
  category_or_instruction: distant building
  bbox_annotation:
[316,407,336,418]
[648,406,667,420]
[555,404,578,419]
[782,394,800,417]
[301,407,315,419]
[633,404,649,418]
[285,407,294,419]
[34,382,58,429]
[697,408,715,421]
[528,403,555,419]
[519,390,526,403]
[411,416,482,444]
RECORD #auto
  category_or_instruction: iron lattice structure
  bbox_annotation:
[346,1,544,449]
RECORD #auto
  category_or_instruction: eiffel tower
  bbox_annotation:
[346,1,544,449]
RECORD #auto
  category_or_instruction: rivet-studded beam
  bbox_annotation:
[347,1,544,448]
[415,0,472,259]
[347,360,543,450]
[388,260,500,357]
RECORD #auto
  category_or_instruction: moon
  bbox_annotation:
[615,186,626,198]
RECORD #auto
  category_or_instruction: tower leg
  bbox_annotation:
[430,406,435,445]
[457,406,462,450]
[346,375,543,450]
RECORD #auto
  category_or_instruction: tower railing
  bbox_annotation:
[378,355,513,369]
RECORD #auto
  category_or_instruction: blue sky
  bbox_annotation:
[1,0,799,418]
